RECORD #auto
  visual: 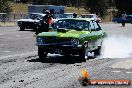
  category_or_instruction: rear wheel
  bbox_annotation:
[38,47,48,60]
[94,46,101,57]
[33,28,37,31]
[62,53,71,56]
[20,27,25,31]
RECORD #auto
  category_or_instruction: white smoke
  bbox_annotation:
[100,36,132,58]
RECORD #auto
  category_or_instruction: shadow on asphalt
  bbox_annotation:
[28,55,95,64]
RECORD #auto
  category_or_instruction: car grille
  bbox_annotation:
[22,22,35,25]
[43,37,71,44]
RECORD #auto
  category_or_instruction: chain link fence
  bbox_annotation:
[0,12,114,23]
[0,13,27,22]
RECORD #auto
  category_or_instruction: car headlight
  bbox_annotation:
[37,37,43,44]
[71,38,79,45]
[18,21,22,25]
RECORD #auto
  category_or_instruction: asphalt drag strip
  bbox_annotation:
[0,51,128,88]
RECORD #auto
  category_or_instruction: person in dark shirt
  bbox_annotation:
[43,10,53,31]
[73,13,77,18]
[35,10,53,35]
[121,11,127,27]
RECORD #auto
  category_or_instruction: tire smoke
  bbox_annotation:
[100,36,132,58]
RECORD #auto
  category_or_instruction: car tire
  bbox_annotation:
[20,27,25,31]
[114,21,117,24]
[38,47,48,60]
[33,28,37,31]
[79,44,88,62]
[94,46,101,57]
[62,53,71,56]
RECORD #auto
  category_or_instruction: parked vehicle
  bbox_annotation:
[81,14,101,23]
[36,18,107,61]
[17,13,45,31]
[60,13,74,18]
[28,5,64,19]
[53,13,74,22]
[112,15,132,23]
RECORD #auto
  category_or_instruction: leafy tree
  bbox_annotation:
[0,0,12,13]
[31,0,48,4]
[114,0,132,14]
[84,0,108,17]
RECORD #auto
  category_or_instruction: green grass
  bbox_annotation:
[10,3,28,13]
[10,3,87,15]
[0,22,16,26]
[65,7,88,15]
[10,3,111,22]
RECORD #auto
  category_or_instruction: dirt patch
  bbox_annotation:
[0,22,16,27]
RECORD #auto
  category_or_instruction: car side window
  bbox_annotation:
[93,21,101,30]
[89,21,101,31]
[89,21,95,30]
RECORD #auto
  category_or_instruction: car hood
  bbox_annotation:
[17,19,40,22]
[37,30,90,38]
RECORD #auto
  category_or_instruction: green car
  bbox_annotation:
[36,18,106,61]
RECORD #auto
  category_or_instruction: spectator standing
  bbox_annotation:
[35,10,53,35]
[43,10,53,31]
[121,11,127,27]
[73,13,77,18]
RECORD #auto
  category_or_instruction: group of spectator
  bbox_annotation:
[35,10,78,35]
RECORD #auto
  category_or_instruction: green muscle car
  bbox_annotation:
[36,18,106,61]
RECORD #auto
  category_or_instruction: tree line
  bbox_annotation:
[0,0,132,17]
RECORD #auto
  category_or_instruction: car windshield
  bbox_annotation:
[26,14,43,20]
[54,19,89,31]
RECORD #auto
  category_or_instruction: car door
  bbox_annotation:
[126,16,132,23]
[88,21,105,49]
[89,20,103,38]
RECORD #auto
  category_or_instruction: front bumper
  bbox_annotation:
[17,22,38,29]
[36,43,82,54]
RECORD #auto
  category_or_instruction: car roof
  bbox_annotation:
[58,18,93,21]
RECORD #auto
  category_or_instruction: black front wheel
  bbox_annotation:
[79,47,88,62]
[94,46,101,57]
[20,27,25,31]
[38,47,48,60]
[33,28,37,31]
